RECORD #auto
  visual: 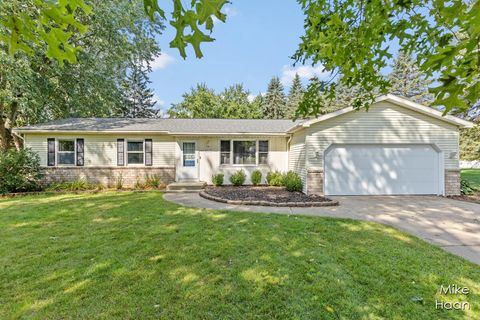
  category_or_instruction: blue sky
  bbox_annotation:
[149,1,318,112]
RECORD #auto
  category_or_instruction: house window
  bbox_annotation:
[233,141,256,165]
[258,140,269,164]
[57,139,75,165]
[127,141,144,164]
[183,142,196,167]
[220,140,231,164]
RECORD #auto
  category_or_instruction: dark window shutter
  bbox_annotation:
[117,139,125,166]
[145,139,153,166]
[47,138,55,166]
[76,139,84,166]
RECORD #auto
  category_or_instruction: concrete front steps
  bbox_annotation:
[166,181,206,193]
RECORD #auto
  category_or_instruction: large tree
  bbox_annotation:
[262,77,287,119]
[0,0,163,150]
[286,74,304,119]
[167,84,221,118]
[294,0,480,117]
[220,84,262,119]
[388,52,433,105]
[168,83,262,119]
[121,62,159,118]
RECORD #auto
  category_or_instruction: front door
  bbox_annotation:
[178,141,199,181]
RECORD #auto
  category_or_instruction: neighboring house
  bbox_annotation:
[14,95,474,196]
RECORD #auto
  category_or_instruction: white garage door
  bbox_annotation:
[324,144,441,195]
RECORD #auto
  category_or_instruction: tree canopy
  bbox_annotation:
[167,84,262,119]
[0,0,228,63]
[262,77,287,119]
[0,0,164,150]
[294,0,480,117]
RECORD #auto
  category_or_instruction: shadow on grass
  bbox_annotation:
[0,192,479,319]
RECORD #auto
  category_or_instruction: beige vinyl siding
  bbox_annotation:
[24,133,176,167]
[305,102,460,170]
[175,136,288,184]
[288,129,307,192]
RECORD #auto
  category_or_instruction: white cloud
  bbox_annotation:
[150,53,174,71]
[280,65,329,85]
[247,94,256,102]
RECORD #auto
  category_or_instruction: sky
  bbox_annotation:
[148,1,323,112]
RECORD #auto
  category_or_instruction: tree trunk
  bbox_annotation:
[0,101,19,151]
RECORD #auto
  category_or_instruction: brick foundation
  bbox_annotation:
[41,167,176,188]
[307,169,324,196]
[444,169,461,196]
[306,168,461,196]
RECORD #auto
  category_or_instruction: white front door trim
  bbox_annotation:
[176,140,199,181]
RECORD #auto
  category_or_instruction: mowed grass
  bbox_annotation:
[462,169,480,188]
[1,192,479,319]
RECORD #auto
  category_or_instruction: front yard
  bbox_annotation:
[1,192,479,319]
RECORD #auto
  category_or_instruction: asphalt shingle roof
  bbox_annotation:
[15,118,303,134]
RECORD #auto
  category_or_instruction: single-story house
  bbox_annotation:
[14,94,474,196]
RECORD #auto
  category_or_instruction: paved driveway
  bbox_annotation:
[164,193,480,265]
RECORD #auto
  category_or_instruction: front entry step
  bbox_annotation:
[166,181,206,193]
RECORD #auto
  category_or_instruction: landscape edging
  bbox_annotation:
[199,190,339,207]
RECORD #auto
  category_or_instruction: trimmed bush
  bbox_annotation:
[284,171,303,192]
[212,173,224,186]
[229,170,246,186]
[266,171,285,186]
[251,170,262,186]
[0,148,41,194]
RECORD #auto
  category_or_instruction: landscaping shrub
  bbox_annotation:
[266,171,285,186]
[145,174,162,189]
[251,170,262,186]
[135,178,145,190]
[0,148,41,194]
[115,173,124,190]
[212,173,224,186]
[284,171,303,192]
[461,179,477,195]
[229,170,246,186]
[47,179,97,192]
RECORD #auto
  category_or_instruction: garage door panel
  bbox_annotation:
[324,145,440,195]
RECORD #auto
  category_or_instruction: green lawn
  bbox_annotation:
[462,169,480,188]
[1,192,479,319]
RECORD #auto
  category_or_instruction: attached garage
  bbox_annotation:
[324,144,442,195]
[287,94,474,196]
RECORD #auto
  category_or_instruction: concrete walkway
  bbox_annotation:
[164,193,480,265]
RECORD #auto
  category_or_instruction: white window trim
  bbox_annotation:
[219,139,270,167]
[56,138,76,167]
[126,140,145,166]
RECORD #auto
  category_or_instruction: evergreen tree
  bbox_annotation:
[388,52,434,105]
[121,62,159,118]
[286,73,304,118]
[298,77,332,117]
[262,77,287,119]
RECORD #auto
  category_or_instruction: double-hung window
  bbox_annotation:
[258,140,269,164]
[127,141,144,164]
[220,140,231,165]
[57,139,75,165]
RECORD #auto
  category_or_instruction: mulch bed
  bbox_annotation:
[201,186,338,207]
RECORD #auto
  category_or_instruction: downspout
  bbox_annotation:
[286,134,292,172]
